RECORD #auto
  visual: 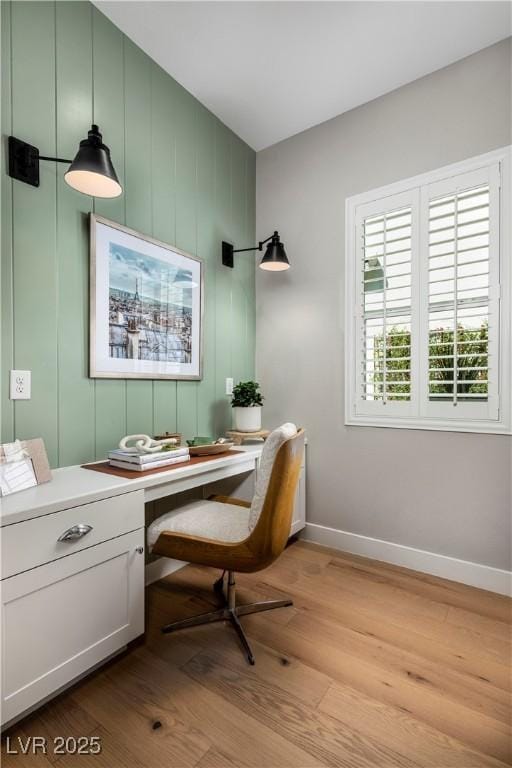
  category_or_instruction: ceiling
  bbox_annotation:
[95,1,511,151]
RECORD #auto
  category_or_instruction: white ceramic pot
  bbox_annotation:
[233,406,262,432]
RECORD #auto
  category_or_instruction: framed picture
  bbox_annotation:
[90,215,203,380]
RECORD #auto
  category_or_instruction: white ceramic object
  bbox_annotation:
[118,434,178,454]
[233,406,262,432]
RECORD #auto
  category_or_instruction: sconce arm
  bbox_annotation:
[233,233,273,254]
[38,155,73,164]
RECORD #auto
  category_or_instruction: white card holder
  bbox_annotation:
[0,438,52,497]
[0,458,37,496]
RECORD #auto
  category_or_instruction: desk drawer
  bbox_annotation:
[1,491,144,580]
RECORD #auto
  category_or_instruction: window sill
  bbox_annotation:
[345,416,511,435]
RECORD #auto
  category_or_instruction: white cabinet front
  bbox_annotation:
[290,464,306,537]
[1,529,144,726]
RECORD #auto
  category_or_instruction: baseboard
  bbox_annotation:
[301,523,512,596]
[145,557,187,586]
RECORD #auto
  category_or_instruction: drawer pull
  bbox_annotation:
[58,524,93,542]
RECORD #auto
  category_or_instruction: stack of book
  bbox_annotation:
[108,446,190,472]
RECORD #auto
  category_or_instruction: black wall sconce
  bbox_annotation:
[222,231,289,271]
[8,124,122,199]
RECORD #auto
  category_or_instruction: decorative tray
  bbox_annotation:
[188,442,235,456]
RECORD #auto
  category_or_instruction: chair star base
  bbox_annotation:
[161,571,293,665]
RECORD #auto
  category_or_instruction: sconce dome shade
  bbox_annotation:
[259,232,290,271]
[64,125,122,198]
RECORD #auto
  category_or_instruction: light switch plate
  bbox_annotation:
[225,377,234,396]
[10,370,31,400]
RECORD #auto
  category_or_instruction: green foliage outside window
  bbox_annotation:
[372,329,410,400]
[370,322,488,400]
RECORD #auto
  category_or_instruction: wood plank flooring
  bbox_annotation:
[2,540,511,767]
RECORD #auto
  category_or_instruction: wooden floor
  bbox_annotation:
[2,540,511,767]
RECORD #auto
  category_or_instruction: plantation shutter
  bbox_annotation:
[347,151,508,432]
[352,190,419,419]
[421,164,500,423]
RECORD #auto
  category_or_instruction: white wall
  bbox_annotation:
[256,39,512,572]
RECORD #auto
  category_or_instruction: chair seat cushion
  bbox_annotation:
[147,499,251,551]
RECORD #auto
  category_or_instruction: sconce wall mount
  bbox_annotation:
[222,230,290,271]
[8,136,42,188]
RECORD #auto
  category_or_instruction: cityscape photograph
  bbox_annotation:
[108,242,193,364]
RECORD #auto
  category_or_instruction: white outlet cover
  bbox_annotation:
[10,370,31,400]
[225,377,234,396]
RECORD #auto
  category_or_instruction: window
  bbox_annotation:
[345,147,511,433]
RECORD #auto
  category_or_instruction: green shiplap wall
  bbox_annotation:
[0,1,256,467]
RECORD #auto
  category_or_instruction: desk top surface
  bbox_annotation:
[0,445,263,527]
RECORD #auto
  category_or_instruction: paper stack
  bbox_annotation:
[108,446,190,472]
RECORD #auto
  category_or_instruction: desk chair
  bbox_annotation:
[147,423,304,664]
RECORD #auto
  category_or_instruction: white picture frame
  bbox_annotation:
[90,214,204,380]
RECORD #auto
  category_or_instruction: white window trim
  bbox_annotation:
[345,146,511,435]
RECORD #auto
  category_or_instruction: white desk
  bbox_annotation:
[0,448,261,727]
[0,448,260,527]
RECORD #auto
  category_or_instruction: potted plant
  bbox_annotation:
[231,381,264,432]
